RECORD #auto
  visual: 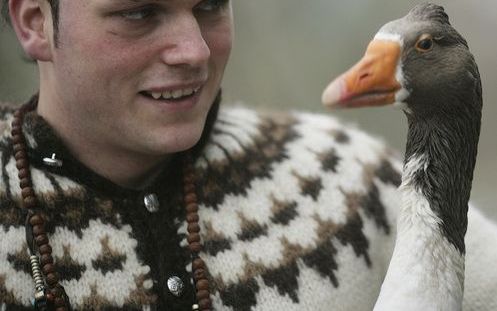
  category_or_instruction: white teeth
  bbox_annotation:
[162,91,173,99]
[172,89,183,99]
[183,88,194,96]
[147,87,199,100]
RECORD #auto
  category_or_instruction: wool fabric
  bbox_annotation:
[0,100,496,310]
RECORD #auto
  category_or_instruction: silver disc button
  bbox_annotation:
[167,276,184,297]
[144,193,159,213]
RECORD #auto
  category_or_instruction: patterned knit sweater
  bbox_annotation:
[1,100,496,311]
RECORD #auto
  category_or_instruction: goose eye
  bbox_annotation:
[416,35,434,52]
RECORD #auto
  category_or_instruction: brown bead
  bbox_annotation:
[14,150,27,160]
[23,195,37,208]
[189,242,202,253]
[32,224,45,235]
[19,177,31,188]
[35,234,49,246]
[43,263,56,275]
[46,292,55,303]
[187,223,200,234]
[185,193,198,204]
[186,213,199,223]
[13,143,25,154]
[11,134,23,144]
[192,258,206,270]
[198,297,212,309]
[54,297,65,307]
[183,183,196,194]
[10,126,22,137]
[29,214,44,226]
[187,233,201,244]
[40,254,54,266]
[46,272,59,286]
[186,203,198,213]
[11,126,21,136]
[21,187,34,199]
[196,289,210,300]
[16,158,28,170]
[196,279,209,291]
[193,268,206,281]
[39,244,52,255]
[50,286,63,297]
[18,168,30,179]
[11,118,21,127]
[183,173,195,184]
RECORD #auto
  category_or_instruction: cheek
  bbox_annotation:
[59,22,149,81]
[204,23,234,68]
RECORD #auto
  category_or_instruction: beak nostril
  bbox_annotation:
[359,72,370,80]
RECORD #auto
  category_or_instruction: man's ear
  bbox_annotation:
[9,0,53,61]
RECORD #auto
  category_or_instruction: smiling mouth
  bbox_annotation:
[140,86,201,102]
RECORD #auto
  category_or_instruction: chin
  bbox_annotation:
[152,126,204,155]
[144,92,217,155]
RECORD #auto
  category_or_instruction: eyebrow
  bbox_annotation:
[110,0,163,3]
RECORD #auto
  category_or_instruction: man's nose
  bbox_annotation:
[160,15,211,67]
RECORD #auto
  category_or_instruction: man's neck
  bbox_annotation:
[36,95,171,190]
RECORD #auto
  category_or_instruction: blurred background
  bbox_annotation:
[1,1,496,219]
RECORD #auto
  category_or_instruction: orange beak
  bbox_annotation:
[322,40,402,108]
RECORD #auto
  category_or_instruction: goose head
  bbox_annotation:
[322,3,483,258]
[323,6,484,309]
[322,3,482,120]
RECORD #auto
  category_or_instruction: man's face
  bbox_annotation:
[47,0,233,157]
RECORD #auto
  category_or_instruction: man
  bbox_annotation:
[1,1,497,310]
[5,0,233,189]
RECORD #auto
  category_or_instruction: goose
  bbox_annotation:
[321,3,482,311]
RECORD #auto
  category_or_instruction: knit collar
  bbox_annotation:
[20,92,221,199]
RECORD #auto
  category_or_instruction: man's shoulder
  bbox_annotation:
[0,101,17,131]
[0,101,17,147]
[215,104,397,154]
[0,101,18,113]
[204,104,402,170]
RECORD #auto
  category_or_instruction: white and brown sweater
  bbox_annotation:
[1,99,496,310]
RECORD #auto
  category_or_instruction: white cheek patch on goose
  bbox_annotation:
[394,69,411,113]
[374,31,402,43]
[374,31,411,112]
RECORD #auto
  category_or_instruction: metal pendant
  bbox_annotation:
[30,255,48,310]
[42,153,63,167]
[144,193,160,213]
[167,276,185,297]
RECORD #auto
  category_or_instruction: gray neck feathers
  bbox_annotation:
[404,103,481,253]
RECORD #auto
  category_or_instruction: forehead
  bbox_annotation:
[60,0,228,19]
[60,0,201,12]
[88,0,204,6]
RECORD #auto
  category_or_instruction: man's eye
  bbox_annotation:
[196,0,229,12]
[120,7,156,21]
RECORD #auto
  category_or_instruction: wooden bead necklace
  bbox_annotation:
[183,155,213,311]
[12,102,212,311]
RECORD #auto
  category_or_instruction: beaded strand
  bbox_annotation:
[183,154,212,311]
[12,102,70,311]
[13,102,212,310]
